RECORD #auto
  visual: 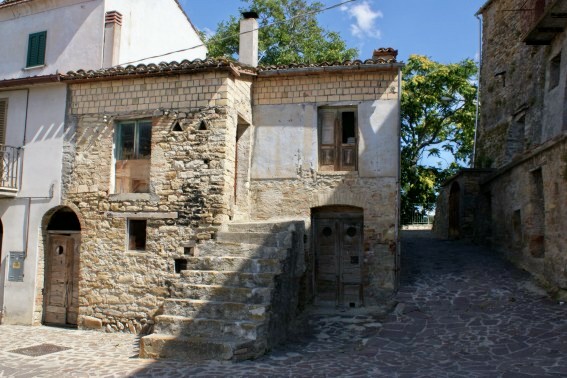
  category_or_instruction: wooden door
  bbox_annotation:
[314,213,363,307]
[44,235,79,325]
[449,182,461,239]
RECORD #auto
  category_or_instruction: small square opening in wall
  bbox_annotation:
[175,259,188,273]
[128,219,146,251]
[184,246,195,256]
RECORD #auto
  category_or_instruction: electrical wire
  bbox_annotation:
[113,0,359,67]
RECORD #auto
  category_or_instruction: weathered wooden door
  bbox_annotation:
[449,182,461,239]
[314,210,363,307]
[44,235,79,325]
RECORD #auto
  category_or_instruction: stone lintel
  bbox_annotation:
[105,212,178,219]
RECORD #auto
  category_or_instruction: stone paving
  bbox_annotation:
[1,230,566,377]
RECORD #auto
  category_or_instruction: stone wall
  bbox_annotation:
[476,0,548,168]
[249,174,398,303]
[433,169,494,240]
[481,136,567,298]
[248,67,401,303]
[59,71,247,332]
[254,70,399,105]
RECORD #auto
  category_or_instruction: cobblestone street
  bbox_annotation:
[1,231,565,377]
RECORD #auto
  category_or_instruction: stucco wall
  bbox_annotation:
[247,68,401,302]
[106,0,206,65]
[0,0,105,79]
[0,84,65,325]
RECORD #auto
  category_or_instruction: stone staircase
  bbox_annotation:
[139,221,305,361]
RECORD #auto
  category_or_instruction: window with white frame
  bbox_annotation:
[318,107,358,171]
[115,120,152,193]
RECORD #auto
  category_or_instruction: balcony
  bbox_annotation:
[0,145,21,197]
[524,0,567,45]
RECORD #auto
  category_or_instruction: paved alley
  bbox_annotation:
[0,231,565,377]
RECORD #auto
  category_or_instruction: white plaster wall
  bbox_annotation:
[358,100,400,178]
[0,84,65,324]
[0,0,105,79]
[251,100,400,179]
[106,0,207,65]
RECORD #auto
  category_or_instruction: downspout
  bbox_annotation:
[22,89,30,256]
[473,14,483,168]
[395,66,403,292]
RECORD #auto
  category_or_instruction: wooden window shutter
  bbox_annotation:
[319,109,338,171]
[0,99,7,145]
[27,31,47,67]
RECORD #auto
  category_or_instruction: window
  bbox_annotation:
[0,99,7,145]
[115,120,152,193]
[318,107,357,171]
[549,53,561,90]
[27,31,47,67]
[128,219,147,251]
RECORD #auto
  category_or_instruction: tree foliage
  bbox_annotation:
[401,55,478,223]
[205,0,358,66]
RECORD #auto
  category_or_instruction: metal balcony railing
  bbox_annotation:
[0,145,21,191]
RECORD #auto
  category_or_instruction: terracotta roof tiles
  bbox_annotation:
[62,55,401,82]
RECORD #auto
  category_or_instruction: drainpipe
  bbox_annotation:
[395,66,403,291]
[473,14,483,168]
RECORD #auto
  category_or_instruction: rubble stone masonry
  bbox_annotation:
[56,71,250,332]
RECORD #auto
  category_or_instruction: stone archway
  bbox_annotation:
[449,182,461,239]
[42,207,81,326]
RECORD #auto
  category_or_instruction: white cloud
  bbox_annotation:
[201,27,215,40]
[341,1,383,39]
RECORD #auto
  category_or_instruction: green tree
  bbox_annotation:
[401,55,478,223]
[205,0,358,66]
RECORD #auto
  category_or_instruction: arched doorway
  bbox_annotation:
[312,206,363,308]
[43,207,81,326]
[449,182,461,239]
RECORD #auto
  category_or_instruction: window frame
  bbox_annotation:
[127,219,147,252]
[318,107,358,172]
[114,119,152,194]
[548,52,561,91]
[26,31,47,68]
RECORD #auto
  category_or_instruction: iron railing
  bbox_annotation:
[402,204,436,226]
[0,145,21,190]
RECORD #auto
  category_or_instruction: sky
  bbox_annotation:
[180,0,488,64]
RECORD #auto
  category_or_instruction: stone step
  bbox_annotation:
[215,231,292,248]
[154,315,265,340]
[163,299,269,322]
[196,242,289,259]
[170,284,272,304]
[184,256,282,274]
[225,221,299,234]
[180,270,274,288]
[140,334,267,361]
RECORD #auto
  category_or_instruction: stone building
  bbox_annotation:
[435,0,567,299]
[0,0,206,326]
[34,15,403,360]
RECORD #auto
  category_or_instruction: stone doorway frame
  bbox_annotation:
[36,205,84,326]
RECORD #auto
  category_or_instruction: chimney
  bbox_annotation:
[372,48,398,62]
[103,11,123,67]
[239,11,259,67]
